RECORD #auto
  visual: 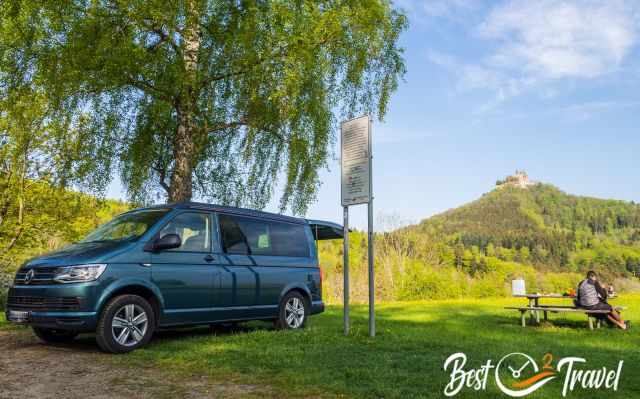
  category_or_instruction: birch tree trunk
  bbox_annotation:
[168,0,201,203]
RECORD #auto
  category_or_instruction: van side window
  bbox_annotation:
[219,214,309,257]
[159,212,210,252]
[270,222,309,257]
[219,214,250,254]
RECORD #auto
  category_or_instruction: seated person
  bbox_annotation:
[577,271,628,330]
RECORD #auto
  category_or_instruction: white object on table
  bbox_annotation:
[512,278,526,296]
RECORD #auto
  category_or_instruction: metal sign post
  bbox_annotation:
[340,115,374,337]
[343,206,349,335]
[367,116,375,337]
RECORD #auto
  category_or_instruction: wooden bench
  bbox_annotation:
[505,306,627,330]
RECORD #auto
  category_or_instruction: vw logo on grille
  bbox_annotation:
[24,269,35,284]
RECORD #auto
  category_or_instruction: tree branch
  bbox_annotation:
[204,118,287,143]
[200,33,340,86]
[152,164,170,193]
[124,73,175,103]
[201,44,288,85]
[5,225,24,252]
[204,119,249,132]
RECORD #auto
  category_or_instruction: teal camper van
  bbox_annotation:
[6,202,342,353]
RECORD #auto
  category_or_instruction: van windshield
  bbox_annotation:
[81,209,170,243]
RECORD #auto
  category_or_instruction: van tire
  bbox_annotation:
[275,291,308,330]
[96,294,155,354]
[32,327,78,343]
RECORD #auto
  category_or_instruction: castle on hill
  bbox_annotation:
[496,170,538,189]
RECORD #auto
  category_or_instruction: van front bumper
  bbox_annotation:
[5,309,98,332]
[6,284,100,332]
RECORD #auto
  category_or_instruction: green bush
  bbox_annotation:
[397,262,467,300]
[535,272,583,294]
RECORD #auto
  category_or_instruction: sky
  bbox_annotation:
[108,0,640,231]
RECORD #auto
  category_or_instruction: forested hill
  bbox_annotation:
[411,183,640,275]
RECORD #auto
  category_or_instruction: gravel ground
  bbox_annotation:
[0,328,267,399]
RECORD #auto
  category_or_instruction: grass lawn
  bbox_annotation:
[3,296,640,398]
[127,295,640,398]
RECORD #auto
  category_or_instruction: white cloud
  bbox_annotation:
[479,0,639,79]
[425,0,640,113]
[426,50,458,70]
[426,50,535,113]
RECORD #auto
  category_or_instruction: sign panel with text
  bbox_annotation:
[341,115,371,206]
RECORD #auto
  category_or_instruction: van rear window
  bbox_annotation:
[219,214,309,257]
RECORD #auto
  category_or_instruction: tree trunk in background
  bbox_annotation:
[168,0,201,203]
[168,108,196,202]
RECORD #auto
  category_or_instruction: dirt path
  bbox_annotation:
[0,329,267,399]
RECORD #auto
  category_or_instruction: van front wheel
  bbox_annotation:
[275,291,308,330]
[96,294,155,353]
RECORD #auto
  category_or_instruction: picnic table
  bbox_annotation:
[506,293,623,330]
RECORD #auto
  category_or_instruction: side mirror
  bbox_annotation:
[152,234,181,251]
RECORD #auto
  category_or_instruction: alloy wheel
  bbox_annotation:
[285,297,305,328]
[111,304,148,347]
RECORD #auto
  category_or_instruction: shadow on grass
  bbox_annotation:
[153,321,275,340]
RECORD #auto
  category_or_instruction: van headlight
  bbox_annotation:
[53,264,107,283]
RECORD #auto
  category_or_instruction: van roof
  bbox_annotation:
[131,202,344,239]
[136,202,305,224]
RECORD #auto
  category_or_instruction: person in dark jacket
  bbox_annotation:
[577,271,628,330]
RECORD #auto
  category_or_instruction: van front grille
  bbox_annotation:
[13,267,58,285]
[7,296,82,311]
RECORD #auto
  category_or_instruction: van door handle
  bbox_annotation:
[204,255,215,262]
